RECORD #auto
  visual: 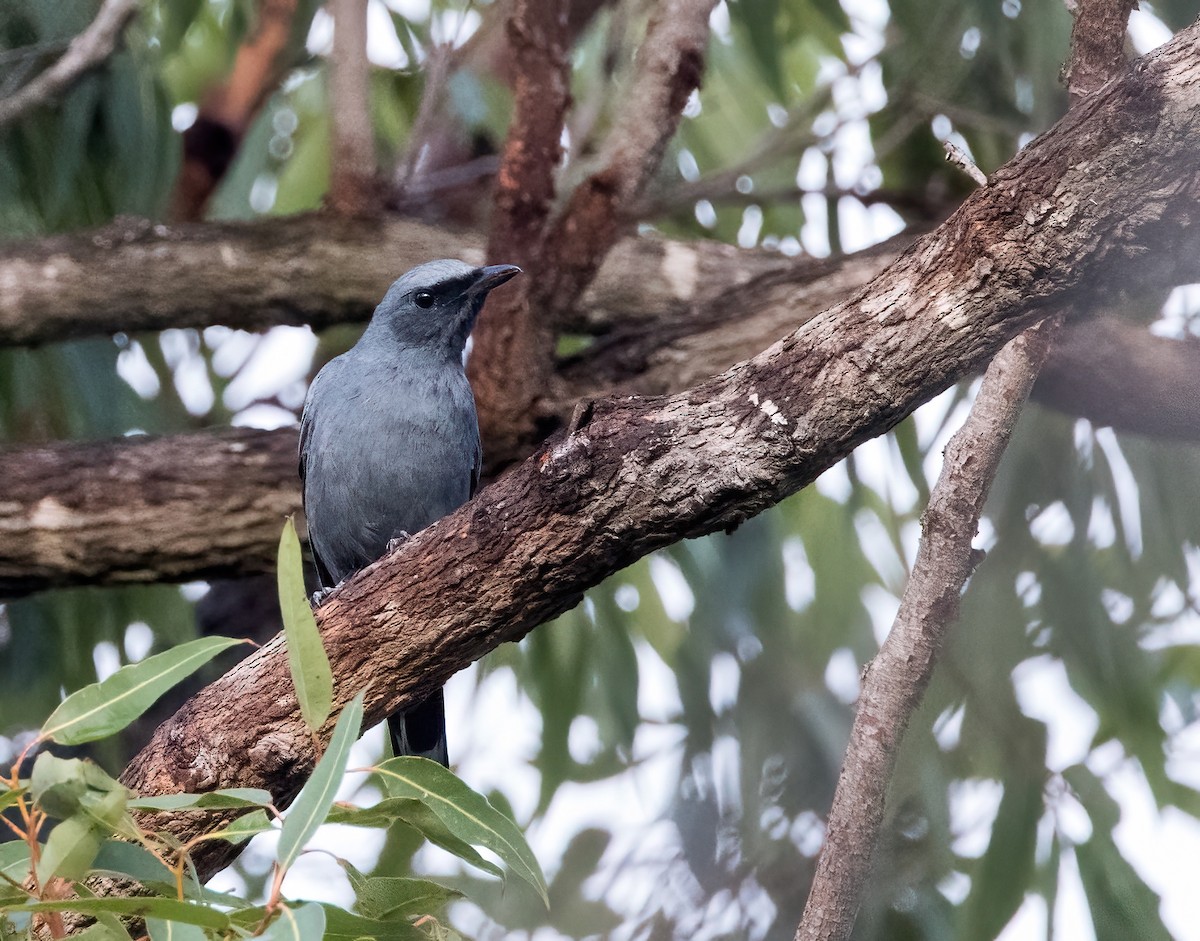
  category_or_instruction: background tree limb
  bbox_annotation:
[0,0,139,129]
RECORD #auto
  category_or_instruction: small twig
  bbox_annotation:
[0,0,139,130]
[327,0,375,215]
[943,139,988,187]
[794,315,1062,941]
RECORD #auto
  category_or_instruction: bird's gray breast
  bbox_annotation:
[301,351,480,585]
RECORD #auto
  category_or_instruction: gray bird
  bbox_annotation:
[299,259,520,765]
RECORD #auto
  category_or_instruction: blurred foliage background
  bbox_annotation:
[2,0,1200,939]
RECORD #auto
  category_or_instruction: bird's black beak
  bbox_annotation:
[468,264,522,296]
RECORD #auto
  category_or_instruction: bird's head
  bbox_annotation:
[367,259,521,354]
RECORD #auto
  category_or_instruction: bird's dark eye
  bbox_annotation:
[414,291,435,309]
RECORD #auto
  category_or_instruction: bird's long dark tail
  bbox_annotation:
[388,688,448,766]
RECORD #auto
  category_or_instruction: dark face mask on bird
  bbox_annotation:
[365,262,522,355]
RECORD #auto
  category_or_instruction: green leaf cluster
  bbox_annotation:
[1,529,543,941]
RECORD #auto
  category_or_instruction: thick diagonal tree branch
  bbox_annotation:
[114,24,1200,881]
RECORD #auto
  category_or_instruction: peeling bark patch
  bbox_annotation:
[747,392,788,426]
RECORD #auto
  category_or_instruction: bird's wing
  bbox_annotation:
[470,437,482,498]
[297,370,336,588]
[298,366,327,489]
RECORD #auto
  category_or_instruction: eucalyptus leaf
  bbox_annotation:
[376,757,547,904]
[335,857,462,920]
[259,902,325,941]
[34,815,103,886]
[129,788,273,811]
[40,636,246,745]
[146,918,207,941]
[277,692,364,871]
[30,753,125,819]
[200,809,274,845]
[327,797,501,879]
[8,898,230,930]
[278,517,333,732]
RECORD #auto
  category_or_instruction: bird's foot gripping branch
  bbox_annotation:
[0,525,545,941]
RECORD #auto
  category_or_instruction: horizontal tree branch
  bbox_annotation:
[0,429,297,594]
[112,22,1200,880]
[0,213,789,345]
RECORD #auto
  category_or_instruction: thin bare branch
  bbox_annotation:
[0,0,139,129]
[328,0,376,214]
[796,4,1141,938]
[795,317,1062,941]
[541,0,717,313]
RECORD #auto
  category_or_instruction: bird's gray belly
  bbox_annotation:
[305,430,474,585]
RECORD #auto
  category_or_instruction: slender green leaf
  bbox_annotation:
[1076,835,1172,941]
[40,637,246,744]
[259,902,325,941]
[129,788,273,811]
[30,753,125,819]
[200,809,274,845]
[277,692,364,870]
[35,814,103,885]
[72,922,129,941]
[278,518,333,732]
[377,757,547,904]
[356,876,463,920]
[959,774,1043,940]
[319,905,425,941]
[146,918,206,941]
[0,842,32,902]
[326,797,501,878]
[92,841,176,885]
[9,898,230,929]
[0,788,24,813]
[335,856,463,920]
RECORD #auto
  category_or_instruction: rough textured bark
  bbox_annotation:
[6,211,1200,447]
[0,214,791,347]
[0,429,298,596]
[469,0,572,467]
[1065,0,1139,100]
[114,23,1200,880]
